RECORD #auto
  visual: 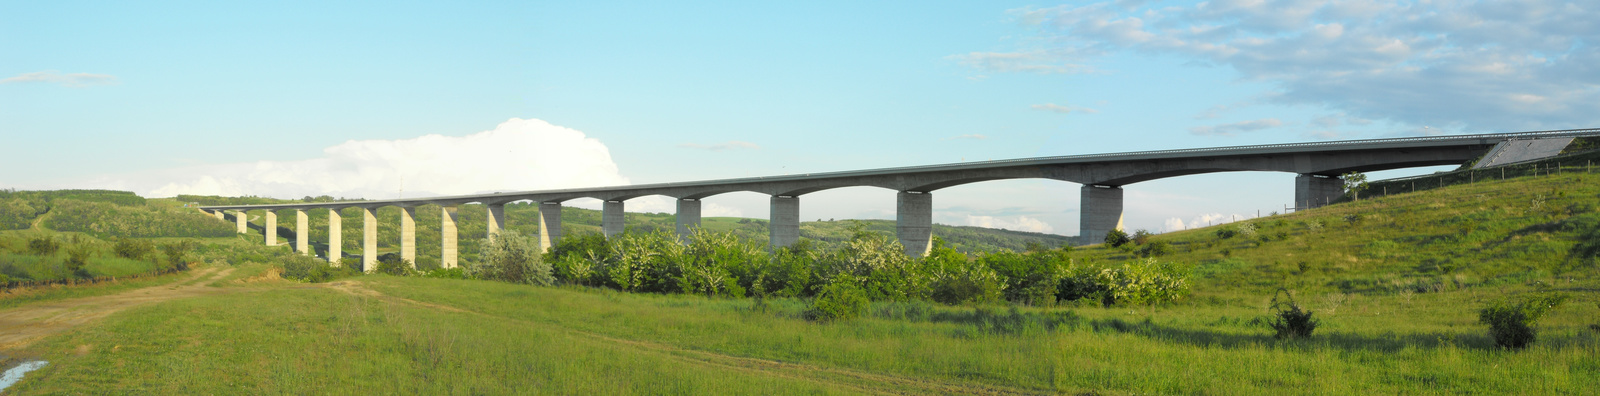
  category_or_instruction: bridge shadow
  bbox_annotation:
[873,304,1509,351]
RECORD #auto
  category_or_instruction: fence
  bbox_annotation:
[1,265,187,292]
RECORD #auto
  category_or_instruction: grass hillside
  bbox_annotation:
[4,169,1598,394]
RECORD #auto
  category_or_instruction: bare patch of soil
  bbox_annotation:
[0,267,236,351]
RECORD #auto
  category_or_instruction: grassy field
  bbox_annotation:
[5,170,1600,394]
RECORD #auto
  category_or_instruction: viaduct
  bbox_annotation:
[200,128,1598,272]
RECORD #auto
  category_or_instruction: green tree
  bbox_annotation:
[471,231,553,285]
[1341,171,1369,200]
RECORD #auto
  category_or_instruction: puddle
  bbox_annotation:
[0,360,48,392]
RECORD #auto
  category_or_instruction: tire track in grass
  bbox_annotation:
[324,281,1048,396]
[0,267,235,351]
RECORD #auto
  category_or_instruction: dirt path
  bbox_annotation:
[0,267,236,351]
[324,281,1046,395]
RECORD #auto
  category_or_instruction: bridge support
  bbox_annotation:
[263,211,277,246]
[235,210,247,234]
[213,210,224,221]
[328,209,342,264]
[538,202,562,252]
[361,207,377,273]
[486,203,506,237]
[676,198,701,241]
[896,191,932,257]
[1295,174,1344,209]
[441,206,458,268]
[770,195,799,248]
[400,207,416,268]
[603,201,625,238]
[295,210,308,255]
[1080,185,1124,245]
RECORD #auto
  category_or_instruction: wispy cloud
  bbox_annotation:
[942,134,988,140]
[677,140,761,151]
[1030,103,1099,114]
[1,71,118,87]
[948,50,1096,74]
[1189,119,1284,137]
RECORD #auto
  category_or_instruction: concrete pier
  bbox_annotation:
[400,206,416,267]
[487,203,505,237]
[1295,174,1344,209]
[602,201,625,238]
[264,211,277,246]
[295,210,308,255]
[896,191,933,257]
[1080,185,1124,245]
[328,209,342,264]
[441,206,458,268]
[235,210,247,234]
[770,195,799,248]
[676,198,701,240]
[538,202,562,252]
[361,207,377,273]
[213,210,224,221]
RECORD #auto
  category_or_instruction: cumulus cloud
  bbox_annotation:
[1165,212,1260,232]
[97,118,629,199]
[677,141,760,151]
[1031,103,1100,114]
[965,215,1054,233]
[1,71,118,87]
[1189,118,1284,137]
[987,0,1600,131]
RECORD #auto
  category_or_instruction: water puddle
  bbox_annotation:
[0,360,48,392]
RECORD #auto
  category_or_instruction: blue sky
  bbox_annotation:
[4,0,1598,236]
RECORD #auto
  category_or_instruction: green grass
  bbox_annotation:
[0,269,195,311]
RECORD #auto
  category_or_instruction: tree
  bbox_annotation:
[1104,229,1130,247]
[471,231,554,285]
[1341,171,1369,200]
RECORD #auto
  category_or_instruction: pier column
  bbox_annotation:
[264,211,277,246]
[328,209,342,264]
[1079,185,1124,246]
[361,207,377,273]
[486,203,506,237]
[676,198,701,241]
[769,195,799,248]
[441,206,458,269]
[400,206,416,268]
[538,202,562,252]
[235,210,247,234]
[213,210,225,221]
[1295,174,1344,209]
[295,210,308,255]
[602,200,625,238]
[896,191,932,258]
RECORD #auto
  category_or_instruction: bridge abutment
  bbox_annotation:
[770,195,799,248]
[1080,185,1125,245]
[603,201,625,237]
[676,198,701,241]
[400,207,416,268]
[328,209,342,265]
[1295,174,1344,209]
[362,207,377,273]
[896,191,932,257]
[538,202,562,252]
[441,206,459,268]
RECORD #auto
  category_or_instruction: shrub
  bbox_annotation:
[1135,240,1172,258]
[470,231,554,285]
[924,241,1000,305]
[1236,222,1257,239]
[374,254,414,276]
[1104,229,1130,247]
[979,249,1068,306]
[806,276,870,322]
[1268,288,1318,339]
[281,255,360,283]
[65,245,93,279]
[160,240,198,271]
[1131,229,1153,245]
[1093,259,1191,306]
[113,238,154,261]
[1215,228,1238,239]
[1479,293,1569,349]
[28,236,60,256]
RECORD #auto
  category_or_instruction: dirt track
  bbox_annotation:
[0,267,235,351]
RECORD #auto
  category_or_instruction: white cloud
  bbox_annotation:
[1189,118,1284,136]
[1,71,118,87]
[965,215,1054,233]
[1031,103,1100,114]
[1163,217,1185,232]
[97,118,629,199]
[989,0,1600,131]
[677,141,760,151]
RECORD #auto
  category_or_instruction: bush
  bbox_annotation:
[113,238,154,261]
[924,240,1000,305]
[281,255,360,283]
[374,254,414,276]
[1479,293,1569,349]
[1104,229,1130,247]
[1135,240,1172,258]
[1131,229,1153,245]
[1215,228,1238,239]
[28,236,60,256]
[1093,259,1191,306]
[160,240,198,271]
[979,250,1068,306]
[1268,288,1318,339]
[806,276,870,322]
[470,231,553,285]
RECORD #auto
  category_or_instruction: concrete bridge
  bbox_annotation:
[199,128,1598,271]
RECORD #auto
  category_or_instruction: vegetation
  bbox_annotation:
[1268,288,1318,339]
[1479,293,1571,349]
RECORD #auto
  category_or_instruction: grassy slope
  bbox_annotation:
[9,172,1600,394]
